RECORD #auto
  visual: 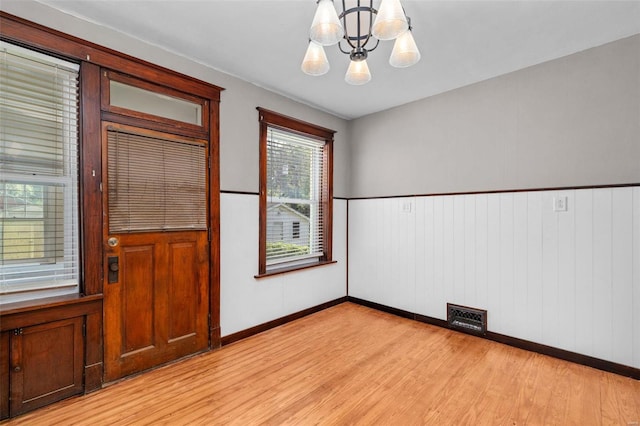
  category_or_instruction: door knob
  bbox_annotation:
[108,256,119,284]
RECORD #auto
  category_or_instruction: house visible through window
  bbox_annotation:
[0,41,80,303]
[257,108,334,275]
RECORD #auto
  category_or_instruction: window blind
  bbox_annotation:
[0,41,80,298]
[266,127,325,266]
[107,130,207,233]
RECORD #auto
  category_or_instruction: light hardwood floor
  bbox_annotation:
[6,303,640,425]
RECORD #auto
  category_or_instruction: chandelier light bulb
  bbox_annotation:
[345,59,371,85]
[389,29,421,68]
[309,0,344,46]
[372,0,409,41]
[301,40,330,76]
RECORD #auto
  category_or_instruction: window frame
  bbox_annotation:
[0,41,81,303]
[256,107,335,277]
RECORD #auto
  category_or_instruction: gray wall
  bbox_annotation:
[349,34,640,198]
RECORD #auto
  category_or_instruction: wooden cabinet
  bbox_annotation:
[8,317,84,416]
[0,295,103,420]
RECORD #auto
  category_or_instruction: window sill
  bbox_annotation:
[0,293,103,332]
[0,293,103,316]
[254,260,337,279]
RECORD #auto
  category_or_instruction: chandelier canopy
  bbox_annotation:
[302,0,420,85]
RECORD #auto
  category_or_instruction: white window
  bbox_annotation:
[258,108,334,275]
[0,41,80,304]
[265,127,324,266]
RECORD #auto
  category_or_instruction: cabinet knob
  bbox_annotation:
[14,366,21,372]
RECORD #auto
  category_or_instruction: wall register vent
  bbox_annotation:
[447,303,487,336]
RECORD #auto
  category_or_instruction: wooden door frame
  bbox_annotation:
[208,98,221,348]
[99,80,222,352]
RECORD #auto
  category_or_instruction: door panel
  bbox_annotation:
[168,241,198,341]
[121,244,155,354]
[103,122,210,383]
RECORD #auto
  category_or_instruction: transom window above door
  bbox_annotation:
[102,71,210,137]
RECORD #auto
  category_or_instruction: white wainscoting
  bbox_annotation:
[220,194,347,337]
[349,187,640,369]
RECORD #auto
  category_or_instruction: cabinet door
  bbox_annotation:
[10,317,84,416]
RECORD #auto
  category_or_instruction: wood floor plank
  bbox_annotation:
[4,303,639,425]
[562,363,605,425]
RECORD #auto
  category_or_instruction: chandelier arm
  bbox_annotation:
[365,38,380,53]
[337,40,352,55]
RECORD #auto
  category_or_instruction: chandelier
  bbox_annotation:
[301,0,420,85]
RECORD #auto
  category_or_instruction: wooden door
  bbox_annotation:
[103,123,210,382]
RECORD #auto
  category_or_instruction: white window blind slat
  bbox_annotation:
[0,41,80,301]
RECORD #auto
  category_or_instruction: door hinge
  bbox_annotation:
[208,228,212,242]
[82,322,86,337]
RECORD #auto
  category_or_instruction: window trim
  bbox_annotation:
[256,107,334,277]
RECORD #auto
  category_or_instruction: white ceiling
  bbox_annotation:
[33,0,640,119]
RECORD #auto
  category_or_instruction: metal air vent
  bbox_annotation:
[447,303,487,335]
